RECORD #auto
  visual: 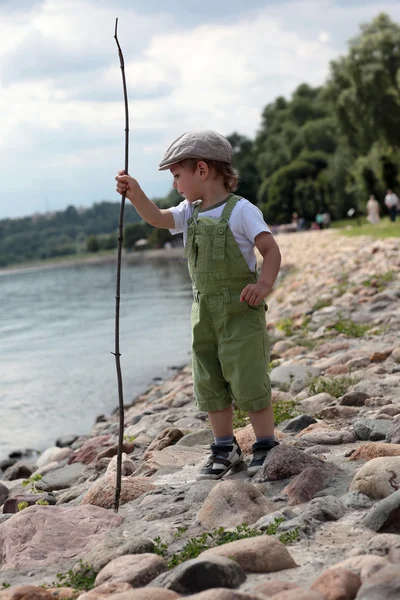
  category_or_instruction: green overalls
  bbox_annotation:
[185,194,271,413]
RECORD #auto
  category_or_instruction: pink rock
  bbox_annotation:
[69,435,111,465]
[268,590,324,600]
[250,580,300,596]
[183,590,264,599]
[144,428,184,459]
[103,590,181,600]
[95,553,167,587]
[326,365,350,375]
[283,467,325,505]
[198,481,275,529]
[348,443,400,462]
[76,582,132,599]
[311,567,361,599]
[81,475,154,509]
[0,586,55,599]
[0,504,122,569]
[329,555,390,580]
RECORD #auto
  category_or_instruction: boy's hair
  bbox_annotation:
[181,158,239,193]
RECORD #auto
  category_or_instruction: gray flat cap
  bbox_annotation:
[158,130,232,171]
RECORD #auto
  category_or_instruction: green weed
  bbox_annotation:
[45,560,98,592]
[312,298,333,311]
[232,408,250,429]
[308,375,360,398]
[276,318,294,337]
[22,474,44,494]
[153,520,299,569]
[273,399,299,425]
[329,319,371,338]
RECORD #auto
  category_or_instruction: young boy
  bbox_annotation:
[115,130,281,479]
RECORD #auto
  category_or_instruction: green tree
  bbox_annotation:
[87,235,99,253]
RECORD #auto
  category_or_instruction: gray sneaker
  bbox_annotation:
[197,437,243,480]
[247,440,279,477]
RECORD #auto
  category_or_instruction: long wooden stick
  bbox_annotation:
[113,17,129,513]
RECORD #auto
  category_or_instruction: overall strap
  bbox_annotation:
[184,201,202,258]
[212,195,241,260]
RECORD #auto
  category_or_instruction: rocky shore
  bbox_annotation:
[1,229,400,600]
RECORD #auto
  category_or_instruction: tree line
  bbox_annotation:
[1,13,399,267]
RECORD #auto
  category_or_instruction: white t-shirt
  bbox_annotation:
[384,193,400,208]
[169,198,271,271]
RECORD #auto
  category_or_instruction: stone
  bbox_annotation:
[315,341,350,357]
[183,590,264,600]
[386,419,400,444]
[342,492,374,510]
[250,580,300,596]
[76,582,133,599]
[270,365,320,386]
[283,467,325,505]
[320,406,359,419]
[340,391,370,406]
[2,492,56,514]
[68,435,111,465]
[176,429,214,447]
[298,393,336,415]
[349,457,400,499]
[377,405,400,417]
[353,419,391,442]
[0,504,122,569]
[253,444,329,482]
[310,568,361,599]
[289,378,306,395]
[149,555,246,595]
[81,475,154,509]
[102,590,180,600]
[233,424,256,455]
[391,347,400,362]
[94,553,167,587]
[265,591,324,600]
[36,447,73,468]
[2,462,34,481]
[56,434,79,448]
[346,357,370,370]
[330,555,390,580]
[0,586,56,599]
[96,443,135,463]
[144,428,184,458]
[348,443,400,462]
[300,429,356,445]
[0,483,9,506]
[105,453,136,476]
[272,340,294,354]
[362,489,400,532]
[198,481,275,529]
[200,535,297,573]
[282,415,317,433]
[40,462,87,491]
[326,364,350,375]
[370,351,392,363]
[355,564,400,599]
[81,536,155,571]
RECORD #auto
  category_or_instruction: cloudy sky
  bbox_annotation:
[1,0,399,219]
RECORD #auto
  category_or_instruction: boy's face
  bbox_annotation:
[170,162,202,203]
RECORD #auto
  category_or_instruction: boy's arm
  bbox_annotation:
[240,232,281,307]
[116,171,175,229]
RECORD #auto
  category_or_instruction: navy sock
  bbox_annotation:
[214,435,234,446]
[256,435,275,443]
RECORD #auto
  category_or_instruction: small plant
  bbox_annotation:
[308,375,360,398]
[312,298,332,311]
[17,501,29,511]
[268,359,281,372]
[329,319,371,338]
[35,499,49,506]
[46,560,98,592]
[154,520,299,569]
[362,271,394,291]
[301,315,311,331]
[22,473,44,494]
[0,583,11,589]
[276,382,290,393]
[276,318,294,337]
[232,408,249,429]
[173,526,188,539]
[123,434,136,443]
[273,399,298,425]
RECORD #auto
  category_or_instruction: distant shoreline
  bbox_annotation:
[0,246,185,277]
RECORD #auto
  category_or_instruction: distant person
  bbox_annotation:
[291,212,299,229]
[322,212,331,228]
[315,212,324,229]
[384,189,400,222]
[116,130,281,479]
[366,195,380,225]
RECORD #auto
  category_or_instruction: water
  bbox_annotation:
[0,260,193,461]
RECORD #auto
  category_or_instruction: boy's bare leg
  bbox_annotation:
[248,404,275,438]
[207,405,234,438]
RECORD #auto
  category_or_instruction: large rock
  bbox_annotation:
[149,555,246,595]
[81,536,155,571]
[349,457,400,499]
[200,535,297,573]
[81,475,154,509]
[36,447,73,468]
[76,582,133,599]
[144,428,184,458]
[94,554,167,587]
[100,590,180,600]
[329,555,390,580]
[362,489,400,532]
[254,445,330,482]
[348,444,400,462]
[197,481,275,529]
[2,462,34,481]
[176,429,214,447]
[183,590,265,599]
[354,419,391,442]
[0,504,122,569]
[0,586,56,599]
[310,567,361,599]
[300,429,355,445]
[355,564,400,599]
[282,415,317,433]
[386,418,400,444]
[40,462,87,492]
[283,467,325,505]
[68,435,111,465]
[339,391,370,407]
[270,365,320,385]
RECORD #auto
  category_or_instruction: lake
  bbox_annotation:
[0,259,193,461]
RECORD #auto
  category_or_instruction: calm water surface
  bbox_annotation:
[0,260,193,460]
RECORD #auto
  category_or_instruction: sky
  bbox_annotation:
[1,0,399,219]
